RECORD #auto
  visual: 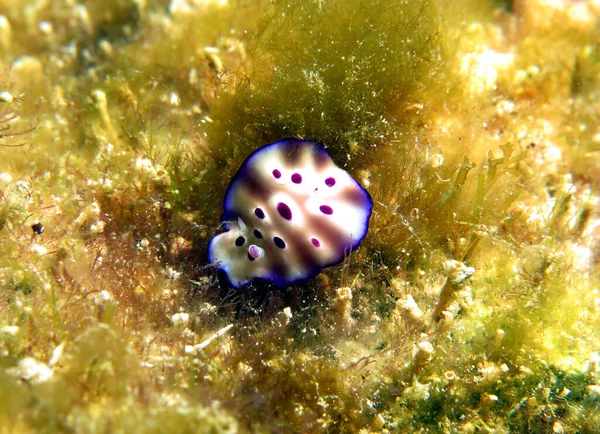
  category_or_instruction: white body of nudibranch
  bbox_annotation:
[208,138,373,287]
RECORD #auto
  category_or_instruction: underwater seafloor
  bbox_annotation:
[1,0,600,432]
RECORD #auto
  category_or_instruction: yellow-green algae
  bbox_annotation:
[1,0,600,432]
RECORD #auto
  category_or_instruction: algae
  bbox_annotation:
[0,0,599,432]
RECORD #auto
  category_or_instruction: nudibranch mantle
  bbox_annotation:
[208,138,373,288]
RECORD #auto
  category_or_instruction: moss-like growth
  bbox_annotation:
[0,0,599,432]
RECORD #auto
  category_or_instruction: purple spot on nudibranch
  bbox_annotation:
[272,169,281,179]
[311,238,321,247]
[248,244,264,260]
[253,229,263,238]
[291,173,302,184]
[319,205,333,215]
[277,202,292,220]
[235,236,245,246]
[255,208,265,219]
[273,236,286,249]
[325,177,336,187]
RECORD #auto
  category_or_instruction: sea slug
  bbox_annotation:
[208,138,373,287]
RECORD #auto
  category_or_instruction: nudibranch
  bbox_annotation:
[208,138,373,288]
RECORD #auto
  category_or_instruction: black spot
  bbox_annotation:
[31,222,44,235]
[253,229,263,238]
[319,205,333,215]
[247,253,256,261]
[255,208,265,219]
[273,236,286,249]
[291,173,302,184]
[273,169,281,179]
[235,236,245,247]
[325,177,336,187]
[277,202,292,220]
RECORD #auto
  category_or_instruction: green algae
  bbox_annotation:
[204,0,444,154]
[0,0,600,432]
